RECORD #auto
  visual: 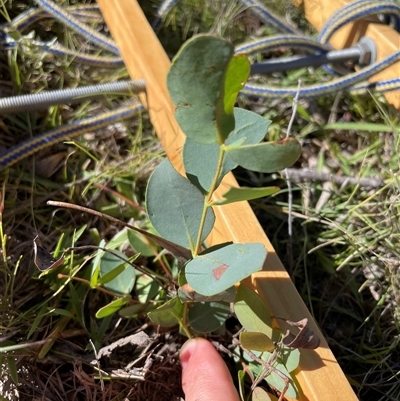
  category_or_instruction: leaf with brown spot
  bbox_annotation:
[186,243,266,296]
[213,264,228,279]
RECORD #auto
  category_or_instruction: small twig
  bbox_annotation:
[93,182,145,212]
[232,337,289,401]
[284,80,301,272]
[285,168,384,188]
[47,200,191,275]
[89,339,104,392]
[62,245,166,286]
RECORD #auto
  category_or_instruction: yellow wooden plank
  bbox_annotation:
[96,1,358,399]
[299,0,400,110]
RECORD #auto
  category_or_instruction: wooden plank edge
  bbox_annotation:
[96,1,358,400]
[295,0,400,110]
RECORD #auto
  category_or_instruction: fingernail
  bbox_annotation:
[180,338,198,369]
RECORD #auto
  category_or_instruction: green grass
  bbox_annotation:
[1,0,400,400]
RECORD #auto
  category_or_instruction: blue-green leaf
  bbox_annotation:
[260,353,299,398]
[218,54,250,141]
[127,229,157,257]
[148,297,184,327]
[146,158,215,250]
[186,243,267,296]
[234,284,273,337]
[167,35,234,144]
[188,301,230,333]
[99,251,136,295]
[225,138,301,173]
[183,108,269,193]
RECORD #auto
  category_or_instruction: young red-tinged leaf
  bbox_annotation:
[234,284,273,337]
[186,243,266,296]
[240,331,274,352]
[96,296,131,319]
[252,387,278,401]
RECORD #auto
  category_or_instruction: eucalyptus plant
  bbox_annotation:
[143,34,312,399]
[80,34,318,400]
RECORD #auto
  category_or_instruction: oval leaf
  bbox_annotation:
[148,297,184,327]
[90,239,107,287]
[226,108,270,147]
[183,139,221,194]
[238,370,246,401]
[188,301,230,333]
[118,303,147,318]
[280,347,300,373]
[261,355,298,399]
[97,263,127,285]
[127,229,157,257]
[252,387,278,401]
[211,186,280,206]
[146,158,215,250]
[136,274,161,303]
[167,34,234,144]
[240,331,274,352]
[178,283,236,302]
[96,296,131,319]
[186,243,267,296]
[183,108,270,193]
[219,54,250,141]
[234,284,273,337]
[225,138,301,173]
[99,251,136,295]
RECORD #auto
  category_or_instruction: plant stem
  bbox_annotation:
[181,303,193,338]
[193,147,225,256]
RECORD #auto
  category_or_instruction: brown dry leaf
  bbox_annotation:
[33,236,65,271]
[34,152,68,177]
[281,318,320,349]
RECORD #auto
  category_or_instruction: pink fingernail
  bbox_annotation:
[180,338,198,369]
